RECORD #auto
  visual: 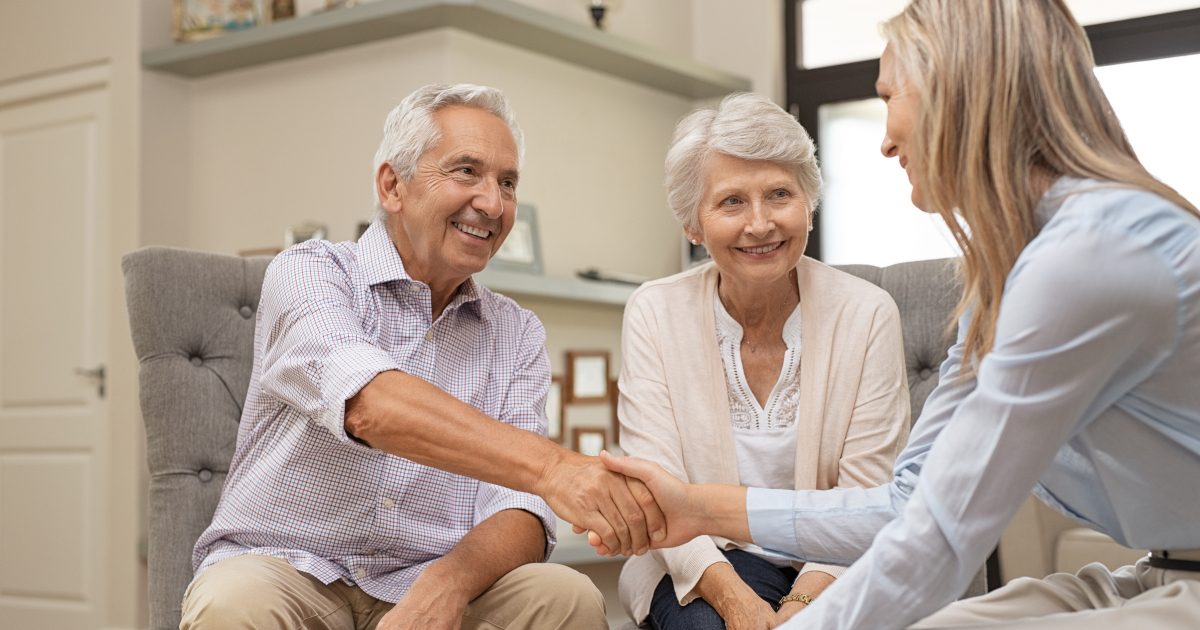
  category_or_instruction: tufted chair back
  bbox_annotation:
[123,247,272,629]
[123,248,967,629]
[835,258,962,422]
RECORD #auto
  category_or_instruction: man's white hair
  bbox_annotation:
[372,83,524,209]
[665,92,821,233]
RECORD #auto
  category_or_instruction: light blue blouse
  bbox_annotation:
[750,178,1200,629]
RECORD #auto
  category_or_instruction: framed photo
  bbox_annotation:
[681,236,710,270]
[489,203,543,274]
[285,221,328,246]
[609,378,620,446]
[546,375,564,443]
[565,350,610,404]
[172,0,258,42]
[573,427,608,457]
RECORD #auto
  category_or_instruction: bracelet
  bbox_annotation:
[779,592,813,607]
[779,592,813,606]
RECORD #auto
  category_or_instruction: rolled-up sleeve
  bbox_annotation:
[257,244,402,442]
[474,311,557,554]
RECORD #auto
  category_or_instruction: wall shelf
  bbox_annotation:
[476,269,635,306]
[142,0,750,99]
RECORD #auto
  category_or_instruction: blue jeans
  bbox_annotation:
[648,550,800,630]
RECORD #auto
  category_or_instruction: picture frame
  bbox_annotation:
[565,350,610,404]
[572,427,608,458]
[546,375,564,443]
[285,221,328,246]
[489,203,543,274]
[609,378,620,447]
[172,0,258,43]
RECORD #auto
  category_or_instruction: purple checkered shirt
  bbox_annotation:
[192,219,557,603]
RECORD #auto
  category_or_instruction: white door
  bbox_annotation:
[0,70,109,629]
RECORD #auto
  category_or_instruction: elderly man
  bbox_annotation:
[179,84,661,629]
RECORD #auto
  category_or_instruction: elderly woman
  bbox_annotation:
[614,92,911,629]
[602,1,1200,629]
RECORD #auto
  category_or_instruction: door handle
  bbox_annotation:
[74,365,106,398]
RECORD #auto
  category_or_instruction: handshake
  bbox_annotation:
[533,449,719,557]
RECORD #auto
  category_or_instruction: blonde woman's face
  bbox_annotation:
[690,153,810,289]
[877,46,929,212]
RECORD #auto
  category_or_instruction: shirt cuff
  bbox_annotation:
[798,562,846,580]
[315,344,401,443]
[747,487,802,556]
[475,484,557,560]
[656,536,731,606]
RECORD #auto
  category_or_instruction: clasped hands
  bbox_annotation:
[536,448,698,557]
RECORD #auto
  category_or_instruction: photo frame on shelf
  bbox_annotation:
[546,375,564,443]
[565,350,610,404]
[609,378,620,447]
[572,427,608,458]
[266,0,296,22]
[285,221,328,246]
[489,203,543,274]
[172,0,258,42]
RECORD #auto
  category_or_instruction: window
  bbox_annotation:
[789,2,1200,263]
[799,0,1200,68]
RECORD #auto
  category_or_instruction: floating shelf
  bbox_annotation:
[142,0,751,99]
[476,269,635,307]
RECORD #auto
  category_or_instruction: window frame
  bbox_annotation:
[785,3,1200,260]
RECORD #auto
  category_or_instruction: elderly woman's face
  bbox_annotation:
[690,152,810,287]
[877,46,929,212]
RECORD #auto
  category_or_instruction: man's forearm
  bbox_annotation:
[346,370,561,494]
[414,509,547,604]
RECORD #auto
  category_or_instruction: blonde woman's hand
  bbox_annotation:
[581,451,700,554]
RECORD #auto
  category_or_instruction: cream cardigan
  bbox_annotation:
[616,258,911,623]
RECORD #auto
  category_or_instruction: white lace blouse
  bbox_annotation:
[714,294,802,566]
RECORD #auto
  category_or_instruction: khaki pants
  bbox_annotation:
[912,557,1200,628]
[180,555,607,629]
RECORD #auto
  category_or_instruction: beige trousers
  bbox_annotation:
[179,554,607,630]
[912,558,1200,628]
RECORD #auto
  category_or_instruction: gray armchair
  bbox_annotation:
[123,247,979,630]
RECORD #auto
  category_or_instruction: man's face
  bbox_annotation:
[379,105,520,287]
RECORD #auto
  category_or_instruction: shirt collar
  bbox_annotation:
[358,218,483,310]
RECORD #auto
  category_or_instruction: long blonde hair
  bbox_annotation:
[882,0,1199,368]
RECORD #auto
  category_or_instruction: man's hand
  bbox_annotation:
[376,571,469,630]
[534,449,666,556]
[583,451,700,554]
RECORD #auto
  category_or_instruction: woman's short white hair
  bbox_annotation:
[665,92,821,233]
[372,83,524,206]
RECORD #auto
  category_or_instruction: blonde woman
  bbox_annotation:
[613,92,911,630]
[598,1,1200,628]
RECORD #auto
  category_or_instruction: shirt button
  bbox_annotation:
[364,548,377,556]
[354,567,366,580]
[424,330,433,341]
[381,498,395,509]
